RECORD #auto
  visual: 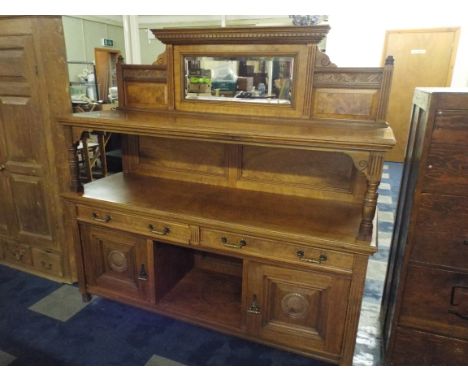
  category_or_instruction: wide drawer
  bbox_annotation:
[423,143,468,195]
[415,194,468,235]
[199,227,354,272]
[388,326,468,366]
[399,264,468,340]
[76,205,191,245]
[411,230,468,271]
[431,111,468,145]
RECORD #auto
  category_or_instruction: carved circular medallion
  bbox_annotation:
[107,250,128,272]
[281,293,309,319]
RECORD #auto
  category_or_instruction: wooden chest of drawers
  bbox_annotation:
[382,88,468,365]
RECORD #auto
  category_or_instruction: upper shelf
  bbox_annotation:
[59,109,395,152]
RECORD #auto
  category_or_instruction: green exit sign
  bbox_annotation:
[101,38,114,47]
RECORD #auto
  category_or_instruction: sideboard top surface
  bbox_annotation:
[59,110,395,152]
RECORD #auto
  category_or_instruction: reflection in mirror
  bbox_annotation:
[184,56,294,104]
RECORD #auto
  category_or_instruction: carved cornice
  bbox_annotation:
[314,70,384,89]
[151,26,330,45]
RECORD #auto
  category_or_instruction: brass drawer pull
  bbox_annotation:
[148,224,170,236]
[92,212,111,223]
[221,237,246,249]
[14,253,24,262]
[296,250,328,264]
[40,261,53,270]
[0,164,5,171]
[247,294,261,315]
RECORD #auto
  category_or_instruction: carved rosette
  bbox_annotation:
[107,250,128,272]
[281,293,310,319]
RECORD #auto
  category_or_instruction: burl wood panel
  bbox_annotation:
[312,88,379,120]
[125,83,168,110]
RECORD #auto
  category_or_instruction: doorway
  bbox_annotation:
[382,28,459,162]
[95,48,121,103]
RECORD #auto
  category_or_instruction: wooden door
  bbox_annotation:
[383,28,459,162]
[80,224,155,304]
[0,34,56,246]
[245,262,351,357]
[95,48,120,103]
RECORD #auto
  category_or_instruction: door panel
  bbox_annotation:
[10,174,52,240]
[383,28,459,162]
[0,33,55,245]
[81,224,154,303]
[246,262,351,356]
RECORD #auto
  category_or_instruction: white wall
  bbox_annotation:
[326,12,468,86]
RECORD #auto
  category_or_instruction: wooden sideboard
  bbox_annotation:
[60,26,395,365]
[382,88,468,365]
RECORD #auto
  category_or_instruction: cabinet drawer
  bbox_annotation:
[77,205,191,244]
[400,264,468,340]
[415,194,468,235]
[3,241,32,266]
[412,231,468,271]
[431,112,468,145]
[32,248,63,277]
[199,228,353,272]
[423,143,468,195]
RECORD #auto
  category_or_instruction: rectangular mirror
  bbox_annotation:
[184,56,294,104]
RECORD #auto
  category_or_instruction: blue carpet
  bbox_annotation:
[0,266,329,366]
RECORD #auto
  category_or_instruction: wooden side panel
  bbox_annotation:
[125,83,168,109]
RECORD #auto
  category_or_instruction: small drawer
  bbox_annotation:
[135,217,191,245]
[32,248,64,277]
[77,204,191,245]
[400,264,468,340]
[199,227,353,272]
[4,241,32,266]
[77,205,130,227]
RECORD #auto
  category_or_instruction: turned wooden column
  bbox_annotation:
[358,152,384,241]
[64,125,83,193]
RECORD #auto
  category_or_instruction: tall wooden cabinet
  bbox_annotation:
[382,88,468,365]
[0,17,75,281]
[60,26,395,365]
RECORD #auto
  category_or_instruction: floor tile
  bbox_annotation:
[379,182,391,191]
[381,173,390,179]
[28,284,94,322]
[378,195,392,205]
[378,211,394,223]
[145,354,185,366]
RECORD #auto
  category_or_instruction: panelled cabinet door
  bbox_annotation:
[80,224,154,304]
[0,34,56,246]
[246,262,351,358]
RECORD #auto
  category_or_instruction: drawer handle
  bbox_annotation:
[148,224,170,236]
[137,264,148,281]
[449,285,468,320]
[40,261,53,270]
[296,250,328,264]
[14,253,24,262]
[92,212,111,223]
[221,237,246,249]
[247,294,261,315]
[0,164,5,171]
